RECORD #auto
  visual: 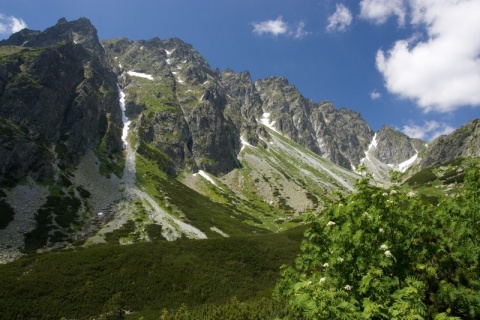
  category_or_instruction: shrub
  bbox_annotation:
[276,161,480,319]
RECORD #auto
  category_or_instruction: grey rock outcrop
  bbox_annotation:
[255,77,374,169]
[0,17,106,57]
[420,119,480,168]
[374,126,418,164]
[104,37,242,175]
[0,18,122,183]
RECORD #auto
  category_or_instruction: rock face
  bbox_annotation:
[105,40,380,175]
[374,126,418,164]
[0,18,122,184]
[104,37,245,175]
[420,119,480,168]
[255,77,375,169]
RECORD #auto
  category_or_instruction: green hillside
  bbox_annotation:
[0,226,306,319]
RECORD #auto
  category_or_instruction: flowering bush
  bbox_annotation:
[275,161,480,319]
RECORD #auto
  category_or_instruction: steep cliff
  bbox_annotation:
[104,37,241,175]
[0,18,122,185]
[255,77,374,169]
[0,18,123,260]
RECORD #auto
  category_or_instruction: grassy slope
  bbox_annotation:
[183,127,360,233]
[135,144,269,238]
[401,157,468,201]
[0,225,306,319]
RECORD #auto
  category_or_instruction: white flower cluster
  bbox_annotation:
[319,277,326,284]
[327,221,336,226]
[344,285,352,291]
[380,244,393,257]
[323,263,329,268]
[337,257,344,262]
[379,228,384,233]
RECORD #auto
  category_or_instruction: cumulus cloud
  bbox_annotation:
[326,4,353,32]
[375,0,480,113]
[252,16,310,39]
[370,89,381,100]
[0,13,27,37]
[252,16,289,36]
[402,120,454,141]
[359,0,407,25]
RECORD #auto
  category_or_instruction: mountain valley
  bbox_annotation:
[0,18,479,263]
[0,17,479,319]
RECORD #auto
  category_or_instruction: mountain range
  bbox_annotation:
[0,17,479,263]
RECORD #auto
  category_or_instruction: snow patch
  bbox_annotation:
[171,71,184,84]
[21,40,28,47]
[127,71,154,80]
[165,58,171,65]
[240,136,256,152]
[165,48,175,55]
[367,133,378,152]
[398,153,418,173]
[118,87,131,146]
[350,163,357,172]
[194,170,218,186]
[259,112,280,133]
[361,133,378,164]
[210,226,229,237]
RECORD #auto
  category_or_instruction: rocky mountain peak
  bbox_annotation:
[0,18,122,184]
[374,125,418,164]
[0,17,104,56]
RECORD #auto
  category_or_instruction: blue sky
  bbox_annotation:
[1,0,480,141]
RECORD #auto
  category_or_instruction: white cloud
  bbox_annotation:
[0,13,27,37]
[252,16,289,36]
[252,17,310,39]
[359,0,407,25]
[370,89,381,100]
[376,0,480,113]
[326,4,353,32]
[293,21,310,39]
[402,120,454,141]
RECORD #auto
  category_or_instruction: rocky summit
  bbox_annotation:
[0,17,478,262]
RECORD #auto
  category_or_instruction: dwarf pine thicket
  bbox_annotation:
[275,160,480,319]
